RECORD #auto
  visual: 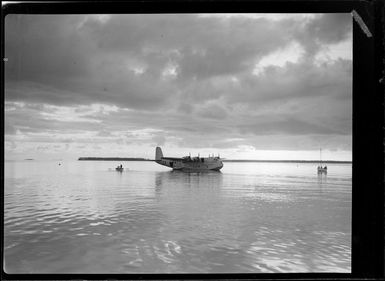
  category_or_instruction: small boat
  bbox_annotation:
[116,164,124,172]
[317,166,327,174]
[317,148,327,174]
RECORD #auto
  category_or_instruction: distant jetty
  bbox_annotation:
[78,157,151,161]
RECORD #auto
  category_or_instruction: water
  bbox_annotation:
[4,160,351,273]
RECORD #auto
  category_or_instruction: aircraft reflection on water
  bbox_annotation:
[155,147,223,172]
[155,169,224,191]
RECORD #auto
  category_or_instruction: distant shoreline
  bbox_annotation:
[78,157,152,161]
[78,157,351,164]
[222,160,351,164]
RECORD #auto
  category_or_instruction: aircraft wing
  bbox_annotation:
[162,157,183,161]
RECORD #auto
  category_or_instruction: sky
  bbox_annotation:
[4,13,352,161]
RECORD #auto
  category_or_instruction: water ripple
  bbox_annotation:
[4,161,351,273]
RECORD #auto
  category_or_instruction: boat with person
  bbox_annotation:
[317,148,327,174]
[155,147,223,172]
[116,164,124,172]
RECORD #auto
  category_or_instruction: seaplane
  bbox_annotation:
[155,147,223,172]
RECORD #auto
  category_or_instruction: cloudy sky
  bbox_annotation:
[5,13,352,161]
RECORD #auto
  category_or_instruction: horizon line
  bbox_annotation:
[76,157,351,163]
[5,158,352,163]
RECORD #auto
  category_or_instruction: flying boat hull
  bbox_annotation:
[155,147,223,172]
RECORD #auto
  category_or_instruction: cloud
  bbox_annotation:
[152,135,166,146]
[196,102,228,120]
[5,14,351,104]
[293,13,352,57]
[4,13,352,159]
[237,117,342,136]
[5,15,91,83]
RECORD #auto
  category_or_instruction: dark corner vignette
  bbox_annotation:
[1,0,384,280]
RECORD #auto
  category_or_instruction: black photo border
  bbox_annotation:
[1,0,384,280]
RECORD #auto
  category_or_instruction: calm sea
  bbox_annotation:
[4,160,351,273]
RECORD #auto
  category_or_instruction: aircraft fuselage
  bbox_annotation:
[155,147,223,172]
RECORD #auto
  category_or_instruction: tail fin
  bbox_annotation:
[155,147,163,160]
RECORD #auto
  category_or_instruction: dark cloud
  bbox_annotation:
[177,102,193,114]
[4,103,102,135]
[5,15,91,83]
[5,14,352,108]
[4,13,352,154]
[227,59,352,104]
[307,14,351,44]
[196,103,228,120]
[293,13,352,57]
[237,117,342,136]
[5,15,344,108]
